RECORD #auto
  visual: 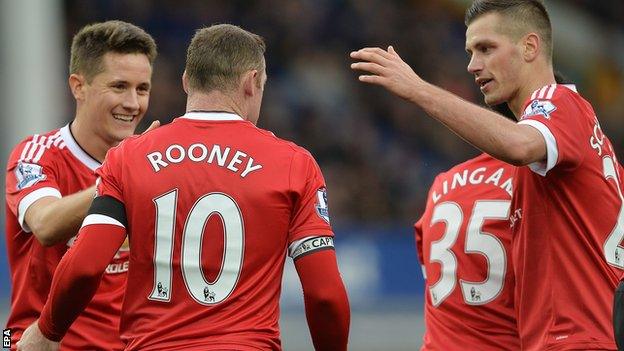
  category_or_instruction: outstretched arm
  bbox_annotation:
[24,187,95,246]
[294,244,350,351]
[17,200,127,351]
[350,46,546,166]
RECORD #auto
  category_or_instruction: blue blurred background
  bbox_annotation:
[1,0,623,349]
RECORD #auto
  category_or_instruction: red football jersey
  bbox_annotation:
[415,153,518,350]
[512,84,623,350]
[95,111,334,350]
[4,125,127,350]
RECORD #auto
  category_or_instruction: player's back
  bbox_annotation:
[110,112,329,350]
[415,153,519,350]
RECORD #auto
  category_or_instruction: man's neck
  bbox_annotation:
[70,116,114,163]
[508,66,556,120]
[186,91,247,120]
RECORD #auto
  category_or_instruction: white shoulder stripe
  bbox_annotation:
[82,214,126,229]
[32,147,45,163]
[18,132,65,163]
[545,84,556,99]
[531,89,538,100]
[537,86,549,99]
[25,143,40,162]
[45,132,61,148]
[19,141,33,161]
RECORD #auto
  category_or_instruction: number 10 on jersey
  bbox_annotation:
[149,190,245,305]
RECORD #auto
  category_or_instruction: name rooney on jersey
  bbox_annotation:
[146,143,263,178]
[432,166,513,203]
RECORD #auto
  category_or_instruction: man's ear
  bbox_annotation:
[241,70,259,97]
[523,33,541,62]
[182,70,190,94]
[69,73,86,101]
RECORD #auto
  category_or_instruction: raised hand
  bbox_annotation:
[350,46,425,102]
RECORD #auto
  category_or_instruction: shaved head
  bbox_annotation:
[465,0,552,62]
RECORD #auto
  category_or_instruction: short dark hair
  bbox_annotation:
[70,20,157,82]
[185,24,266,93]
[465,0,552,61]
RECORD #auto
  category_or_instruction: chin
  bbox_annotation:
[483,93,505,107]
[110,130,135,143]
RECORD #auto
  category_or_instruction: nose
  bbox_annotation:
[467,54,482,75]
[122,89,140,112]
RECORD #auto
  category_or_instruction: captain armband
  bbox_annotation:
[82,195,128,229]
[288,236,335,261]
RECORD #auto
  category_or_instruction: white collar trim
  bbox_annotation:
[182,111,244,121]
[60,124,101,171]
[562,84,578,93]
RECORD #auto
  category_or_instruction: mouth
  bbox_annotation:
[476,78,494,92]
[113,114,136,123]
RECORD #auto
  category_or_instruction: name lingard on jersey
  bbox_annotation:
[147,143,263,178]
[432,166,513,203]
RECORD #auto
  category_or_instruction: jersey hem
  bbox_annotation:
[543,340,617,350]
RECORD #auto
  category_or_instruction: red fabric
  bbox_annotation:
[294,249,349,351]
[513,85,622,350]
[415,154,518,350]
[95,115,335,350]
[4,126,126,350]
[38,224,126,341]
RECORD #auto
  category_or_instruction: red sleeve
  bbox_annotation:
[288,150,333,243]
[95,144,125,201]
[415,176,438,266]
[294,249,350,351]
[5,136,63,231]
[518,86,587,175]
[37,223,126,341]
[414,217,425,266]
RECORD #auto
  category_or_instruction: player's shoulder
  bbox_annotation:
[529,83,580,100]
[250,125,317,160]
[8,127,67,165]
[524,84,587,119]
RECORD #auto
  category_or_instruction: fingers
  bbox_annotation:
[350,47,394,65]
[350,61,386,76]
[387,45,399,57]
[357,75,386,86]
[142,120,160,135]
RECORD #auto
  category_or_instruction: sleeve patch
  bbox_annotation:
[87,196,128,228]
[522,99,557,119]
[289,236,335,260]
[315,187,330,223]
[15,162,47,190]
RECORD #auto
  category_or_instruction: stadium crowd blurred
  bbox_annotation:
[64,0,624,228]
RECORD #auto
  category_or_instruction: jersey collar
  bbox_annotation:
[60,124,101,171]
[181,111,244,121]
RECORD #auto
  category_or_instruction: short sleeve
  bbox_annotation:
[6,136,63,232]
[95,145,125,203]
[287,150,333,244]
[518,86,586,176]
